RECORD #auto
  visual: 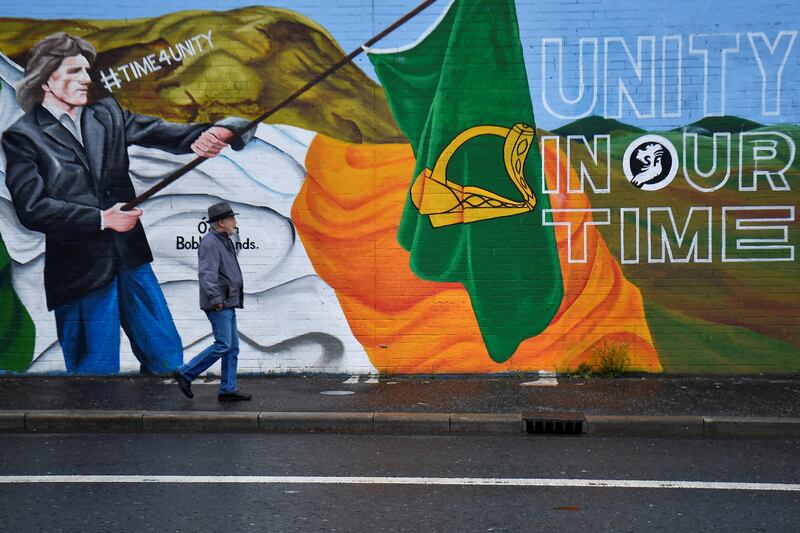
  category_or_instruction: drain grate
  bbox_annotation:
[524,414,585,435]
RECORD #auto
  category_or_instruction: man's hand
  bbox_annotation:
[104,202,142,233]
[214,303,224,311]
[191,127,234,158]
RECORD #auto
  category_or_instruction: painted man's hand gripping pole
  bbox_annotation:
[106,125,234,230]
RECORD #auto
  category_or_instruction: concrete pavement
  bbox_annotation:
[0,375,798,438]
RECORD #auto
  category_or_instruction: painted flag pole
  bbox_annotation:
[121,0,438,211]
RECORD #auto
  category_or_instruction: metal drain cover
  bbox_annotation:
[523,412,586,435]
[320,390,355,396]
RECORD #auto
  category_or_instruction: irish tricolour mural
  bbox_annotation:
[0,0,797,375]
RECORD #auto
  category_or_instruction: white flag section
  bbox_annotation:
[0,52,376,375]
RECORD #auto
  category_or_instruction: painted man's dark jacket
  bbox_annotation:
[1,97,247,310]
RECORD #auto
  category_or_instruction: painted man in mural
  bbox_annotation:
[1,32,251,375]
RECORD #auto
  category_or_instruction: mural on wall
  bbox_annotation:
[0,8,381,375]
[0,0,797,375]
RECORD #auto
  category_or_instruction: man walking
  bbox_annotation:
[175,202,250,401]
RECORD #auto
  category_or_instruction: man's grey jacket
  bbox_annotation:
[198,230,244,311]
[2,96,250,310]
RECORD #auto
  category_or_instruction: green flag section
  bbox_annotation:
[368,0,563,362]
[0,235,35,372]
[1,72,35,371]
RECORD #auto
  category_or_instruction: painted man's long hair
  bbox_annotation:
[16,32,96,112]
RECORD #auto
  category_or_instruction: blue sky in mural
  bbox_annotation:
[2,0,797,130]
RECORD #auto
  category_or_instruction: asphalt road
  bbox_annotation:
[1,433,798,532]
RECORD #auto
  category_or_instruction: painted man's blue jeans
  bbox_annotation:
[177,308,239,394]
[54,263,183,375]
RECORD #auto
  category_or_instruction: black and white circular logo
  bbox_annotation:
[622,134,678,191]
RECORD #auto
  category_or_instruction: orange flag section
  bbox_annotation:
[293,135,662,373]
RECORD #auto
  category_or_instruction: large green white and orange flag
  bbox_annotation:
[367,0,563,362]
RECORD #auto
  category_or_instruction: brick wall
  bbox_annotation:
[0,0,797,375]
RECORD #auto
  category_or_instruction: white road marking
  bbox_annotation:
[0,476,797,491]
[342,376,360,384]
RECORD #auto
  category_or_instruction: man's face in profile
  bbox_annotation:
[42,54,91,107]
[218,215,237,236]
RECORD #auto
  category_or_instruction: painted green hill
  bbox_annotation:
[580,124,800,373]
[552,115,644,137]
[554,114,766,138]
[670,115,764,135]
[0,7,404,143]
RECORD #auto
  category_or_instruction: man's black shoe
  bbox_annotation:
[175,371,193,398]
[218,391,251,402]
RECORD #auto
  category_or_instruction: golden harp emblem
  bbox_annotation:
[410,123,538,228]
